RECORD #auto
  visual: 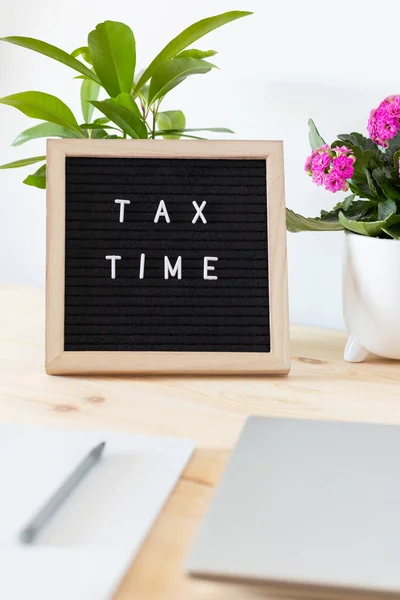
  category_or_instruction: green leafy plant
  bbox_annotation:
[288,104,400,238]
[0,11,252,189]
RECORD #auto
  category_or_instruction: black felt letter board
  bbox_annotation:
[64,157,270,352]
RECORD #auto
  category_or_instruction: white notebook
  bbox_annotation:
[0,424,194,600]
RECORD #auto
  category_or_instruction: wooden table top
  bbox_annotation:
[1,285,399,599]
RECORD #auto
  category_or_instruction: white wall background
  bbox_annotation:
[0,0,397,329]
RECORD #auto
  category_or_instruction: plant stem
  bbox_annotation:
[150,99,162,139]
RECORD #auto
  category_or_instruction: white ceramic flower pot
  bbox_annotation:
[343,231,400,362]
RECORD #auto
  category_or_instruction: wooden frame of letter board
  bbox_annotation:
[46,139,289,375]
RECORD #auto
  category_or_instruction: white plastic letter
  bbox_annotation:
[114,199,131,223]
[203,256,218,280]
[139,253,146,279]
[192,200,207,224]
[105,255,121,279]
[154,200,171,224]
[164,256,182,279]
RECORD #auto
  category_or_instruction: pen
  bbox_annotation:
[19,441,106,544]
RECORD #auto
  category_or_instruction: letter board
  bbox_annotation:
[46,140,289,374]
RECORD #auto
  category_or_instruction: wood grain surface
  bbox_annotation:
[1,285,399,599]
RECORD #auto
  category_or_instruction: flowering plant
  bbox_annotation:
[287,95,400,239]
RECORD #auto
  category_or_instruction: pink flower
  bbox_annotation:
[304,155,313,172]
[311,151,331,172]
[305,142,356,194]
[324,172,347,193]
[375,115,395,141]
[312,171,325,186]
[368,95,400,145]
[334,145,351,155]
[367,111,378,139]
[332,154,355,179]
[386,101,400,118]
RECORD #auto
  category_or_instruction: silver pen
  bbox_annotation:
[20,441,106,544]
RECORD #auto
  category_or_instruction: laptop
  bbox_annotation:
[187,417,400,598]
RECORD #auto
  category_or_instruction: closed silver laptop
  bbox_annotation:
[187,417,400,597]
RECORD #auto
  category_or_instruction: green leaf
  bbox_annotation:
[90,100,147,139]
[170,133,207,140]
[286,209,343,232]
[352,148,376,175]
[348,148,380,201]
[0,155,46,169]
[385,135,400,164]
[12,122,77,146]
[138,84,150,104]
[134,69,150,104]
[308,118,325,150]
[176,49,217,59]
[378,199,397,220]
[153,126,234,139]
[1,37,99,84]
[342,194,355,211]
[337,132,378,152]
[158,126,234,134]
[382,224,400,239]
[393,149,400,172]
[154,132,207,139]
[91,128,109,139]
[351,183,377,201]
[23,164,46,189]
[323,198,377,223]
[342,199,376,221]
[80,123,121,132]
[88,21,136,98]
[372,167,400,201]
[133,11,252,97]
[156,110,186,138]
[319,208,342,222]
[109,93,143,120]
[80,78,100,123]
[93,117,110,125]
[365,169,380,199]
[0,91,83,137]
[148,58,215,106]
[71,46,92,65]
[338,210,395,236]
